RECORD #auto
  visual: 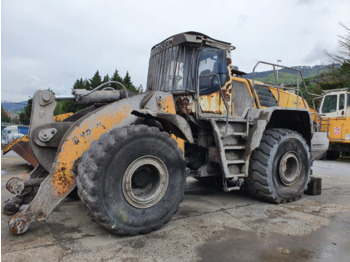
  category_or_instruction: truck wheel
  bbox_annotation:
[246,128,310,203]
[76,125,186,235]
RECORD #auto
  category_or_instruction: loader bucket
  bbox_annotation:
[2,136,39,168]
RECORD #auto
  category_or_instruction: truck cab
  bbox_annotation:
[319,88,350,158]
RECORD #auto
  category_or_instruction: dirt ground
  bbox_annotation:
[1,151,350,262]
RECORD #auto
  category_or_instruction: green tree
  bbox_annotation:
[73,78,85,90]
[83,79,91,90]
[110,69,124,89]
[1,106,11,122]
[123,71,138,92]
[103,74,110,83]
[321,23,350,89]
[19,98,32,125]
[90,71,102,89]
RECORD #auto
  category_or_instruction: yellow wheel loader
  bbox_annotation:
[3,32,329,236]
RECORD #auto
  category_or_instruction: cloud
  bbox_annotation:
[2,0,350,102]
[296,0,314,5]
[302,42,328,64]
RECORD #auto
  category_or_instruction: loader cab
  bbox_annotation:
[146,32,234,116]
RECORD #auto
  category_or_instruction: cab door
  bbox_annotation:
[198,47,233,116]
[320,93,344,117]
[320,92,348,141]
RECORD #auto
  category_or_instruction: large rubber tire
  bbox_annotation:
[246,128,311,203]
[76,125,186,235]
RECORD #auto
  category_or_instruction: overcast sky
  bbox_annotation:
[1,0,350,102]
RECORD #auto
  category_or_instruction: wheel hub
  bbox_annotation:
[122,155,169,209]
[278,151,301,186]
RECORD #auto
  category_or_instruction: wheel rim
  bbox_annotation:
[278,151,301,186]
[122,155,169,209]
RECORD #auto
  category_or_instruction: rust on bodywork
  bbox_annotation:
[175,95,195,115]
[52,163,75,195]
[199,80,234,115]
[51,103,133,197]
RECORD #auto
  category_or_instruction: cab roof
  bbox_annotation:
[151,31,235,52]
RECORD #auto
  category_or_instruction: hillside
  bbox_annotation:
[244,64,340,85]
[1,101,28,112]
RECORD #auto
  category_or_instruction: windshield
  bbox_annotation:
[147,44,199,92]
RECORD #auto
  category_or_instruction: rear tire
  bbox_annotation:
[76,125,186,235]
[246,128,311,203]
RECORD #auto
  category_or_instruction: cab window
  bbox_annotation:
[339,94,345,110]
[198,47,227,95]
[321,95,337,113]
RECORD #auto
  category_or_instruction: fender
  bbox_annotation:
[247,107,313,153]
[132,108,194,144]
[246,107,328,165]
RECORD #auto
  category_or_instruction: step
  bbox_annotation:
[223,186,240,192]
[226,173,246,179]
[221,131,247,138]
[224,145,246,150]
[226,159,246,165]
[211,117,248,123]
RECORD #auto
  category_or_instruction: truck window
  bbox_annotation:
[321,95,337,113]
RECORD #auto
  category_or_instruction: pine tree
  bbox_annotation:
[123,71,137,92]
[110,69,124,89]
[103,74,110,83]
[83,79,91,90]
[90,71,102,89]
[73,78,85,90]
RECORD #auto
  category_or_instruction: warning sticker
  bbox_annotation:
[334,127,340,135]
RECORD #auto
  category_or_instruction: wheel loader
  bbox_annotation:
[3,32,329,236]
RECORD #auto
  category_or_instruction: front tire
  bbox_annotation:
[76,125,186,235]
[246,129,311,203]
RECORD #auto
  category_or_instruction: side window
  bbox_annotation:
[198,47,227,95]
[339,94,345,110]
[321,95,337,113]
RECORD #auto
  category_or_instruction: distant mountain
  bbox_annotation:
[244,64,341,85]
[1,101,28,112]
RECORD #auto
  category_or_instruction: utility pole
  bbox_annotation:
[277,59,282,85]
